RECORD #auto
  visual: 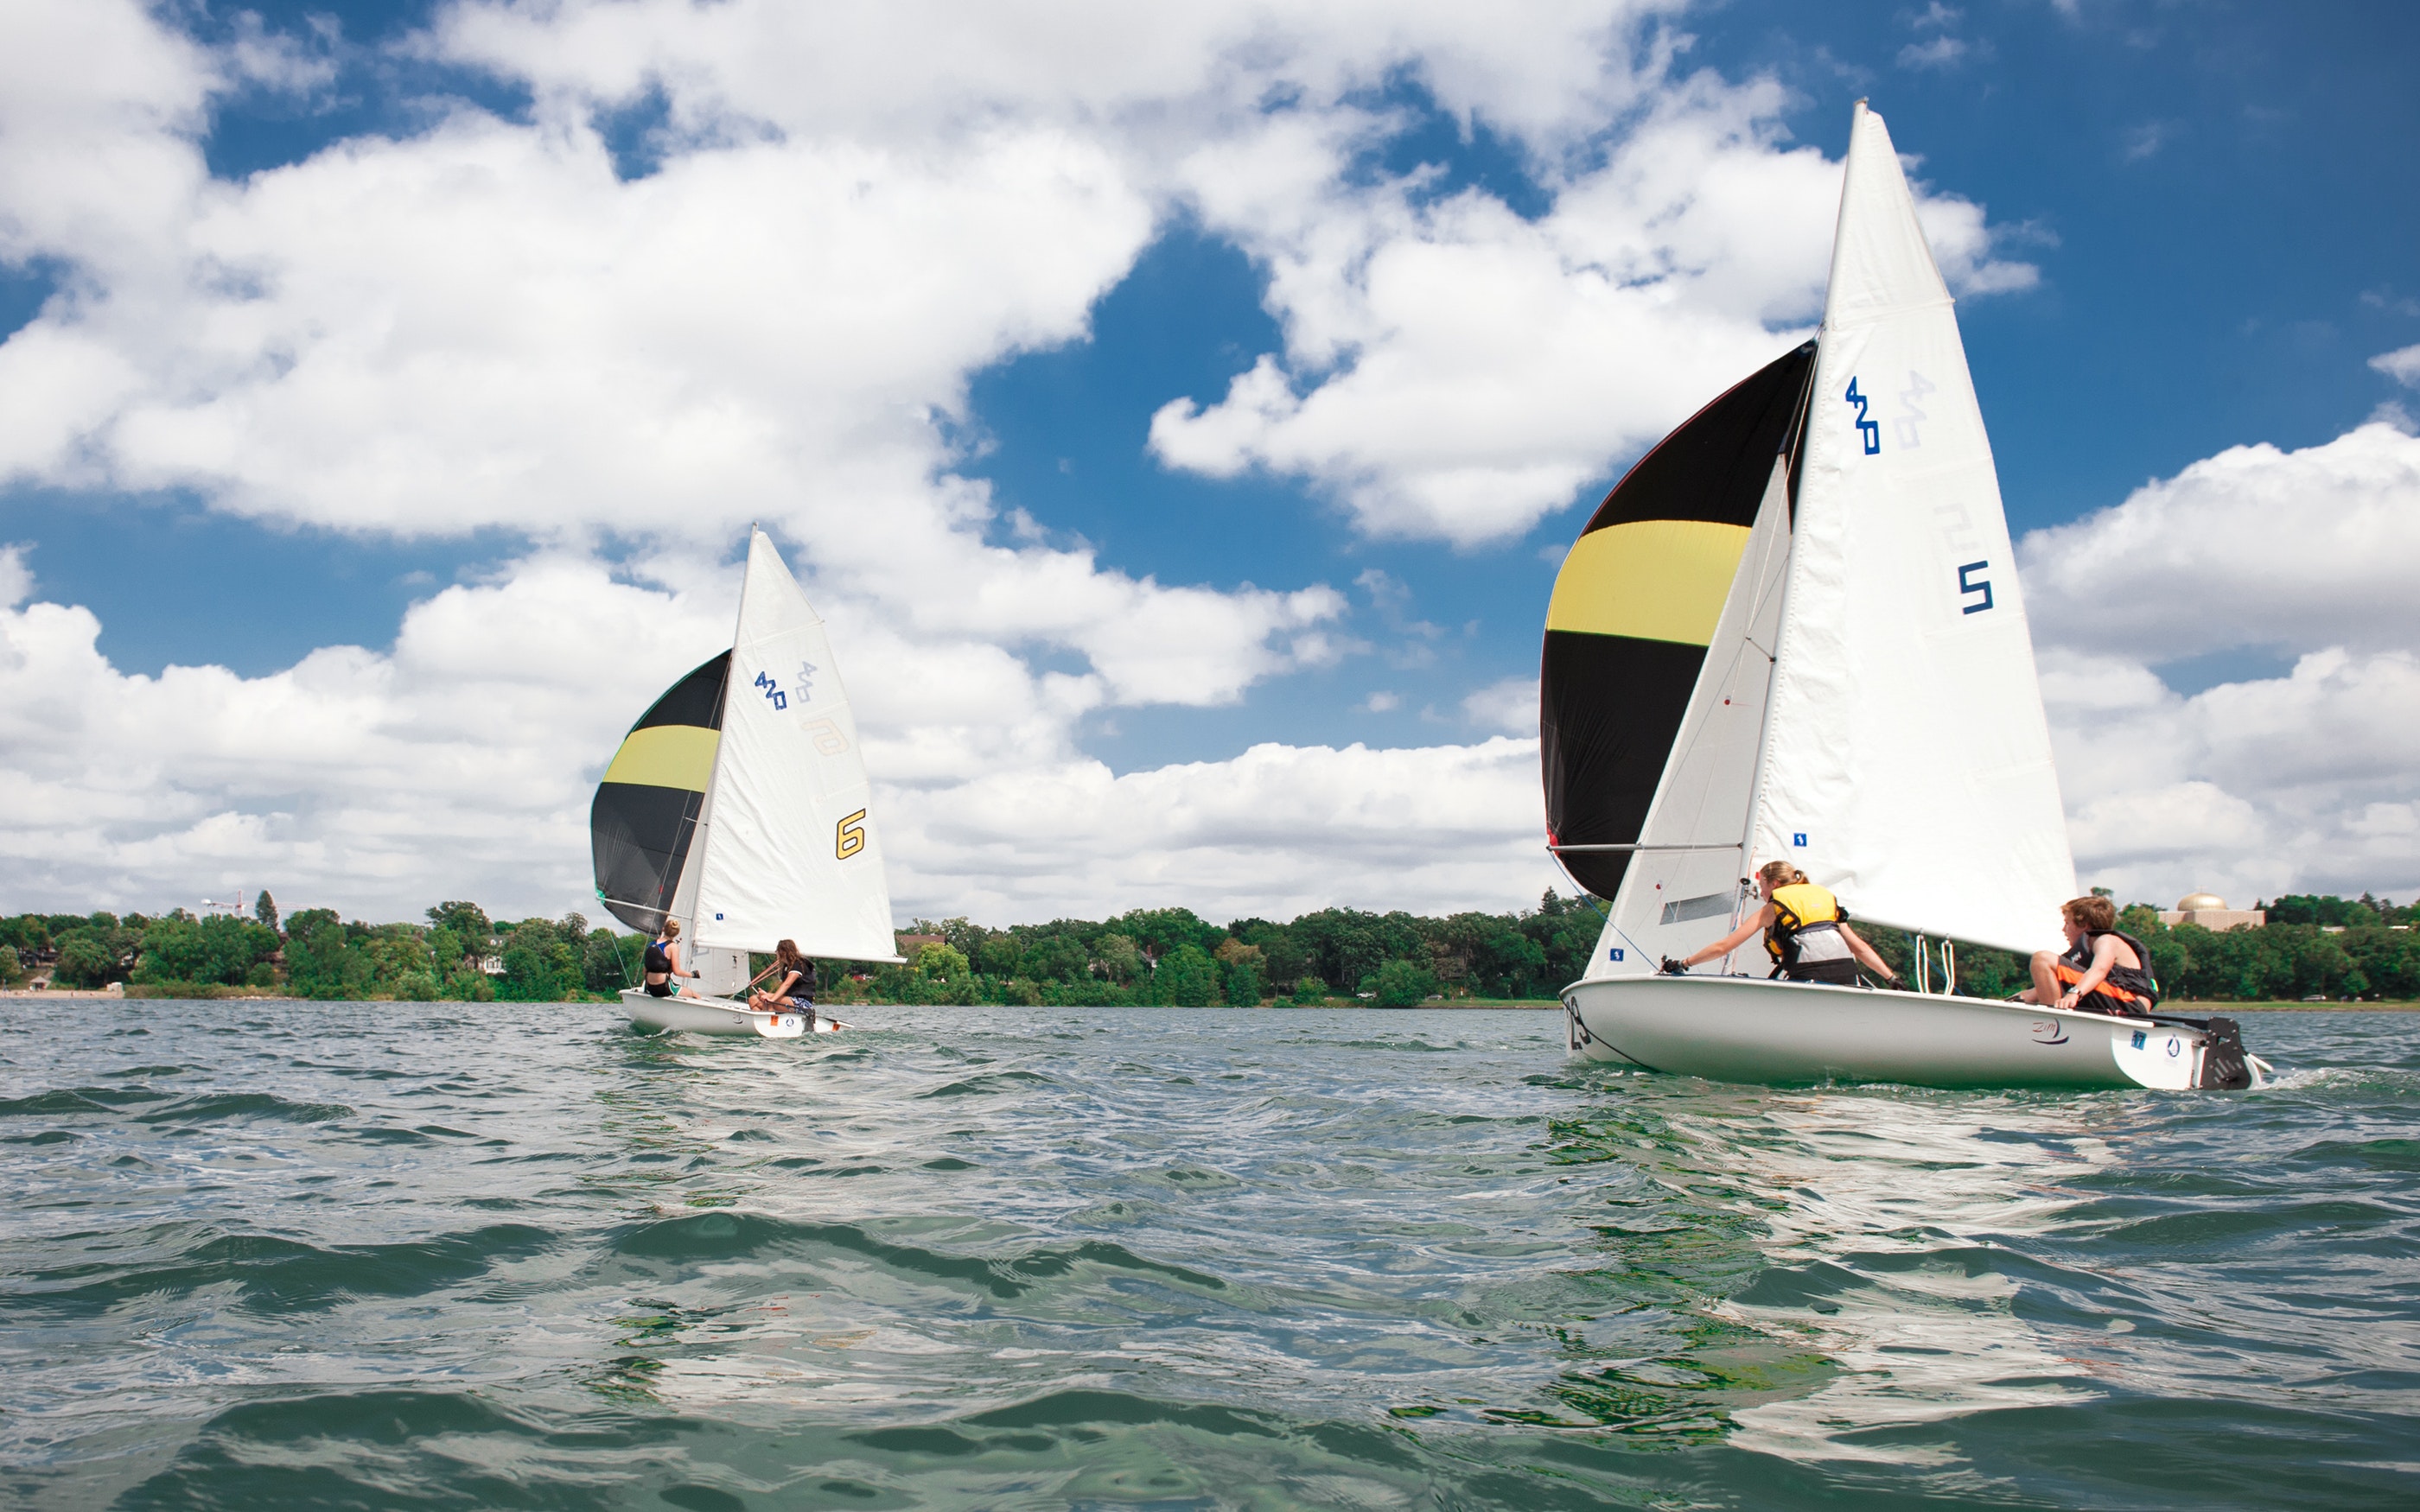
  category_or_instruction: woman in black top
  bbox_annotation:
[747,939,818,1026]
[642,918,699,999]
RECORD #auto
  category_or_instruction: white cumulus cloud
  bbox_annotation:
[2022,422,2420,905]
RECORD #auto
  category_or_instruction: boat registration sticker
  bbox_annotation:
[2131,1030,2146,1049]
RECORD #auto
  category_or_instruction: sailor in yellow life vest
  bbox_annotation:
[1661,861,1901,987]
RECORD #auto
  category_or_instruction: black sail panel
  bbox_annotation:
[1540,343,1815,899]
[589,651,731,934]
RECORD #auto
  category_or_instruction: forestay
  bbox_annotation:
[1751,102,2073,954]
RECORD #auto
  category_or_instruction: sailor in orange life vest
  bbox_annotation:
[2015,894,2158,1017]
[1659,860,1901,986]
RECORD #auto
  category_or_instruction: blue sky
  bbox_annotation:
[2,0,2415,921]
[13,2,2414,705]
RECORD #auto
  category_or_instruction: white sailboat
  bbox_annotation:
[1541,104,2264,1090]
[589,528,901,1038]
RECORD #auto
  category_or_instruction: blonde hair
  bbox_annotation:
[2063,895,2117,932]
[659,918,681,939]
[1755,860,1808,889]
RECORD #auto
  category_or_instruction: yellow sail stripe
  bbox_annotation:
[1545,519,1753,645]
[601,724,720,792]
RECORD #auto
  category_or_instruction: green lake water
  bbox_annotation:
[3,1000,2414,1509]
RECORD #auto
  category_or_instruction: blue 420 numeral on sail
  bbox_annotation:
[1845,378,1880,454]
[755,670,787,711]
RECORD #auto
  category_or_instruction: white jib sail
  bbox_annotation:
[1751,102,2075,956]
[1588,456,1794,980]
[663,761,753,997]
[692,529,903,963]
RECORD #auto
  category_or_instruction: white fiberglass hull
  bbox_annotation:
[1563,975,2266,1090]
[619,988,846,1039]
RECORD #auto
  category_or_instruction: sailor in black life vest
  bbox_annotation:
[642,918,702,999]
[2016,893,2158,1017]
[1660,860,1901,987]
[747,939,818,1026]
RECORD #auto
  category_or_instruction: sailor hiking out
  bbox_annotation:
[1664,861,1902,987]
[2019,895,2158,1017]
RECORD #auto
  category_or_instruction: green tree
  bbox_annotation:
[52,932,121,988]
[365,925,438,998]
[1154,943,1219,1007]
[1024,933,1090,982]
[254,890,280,935]
[1093,933,1143,984]
[283,910,373,999]
[584,929,641,993]
[1290,975,1328,1005]
[976,933,1025,977]
[914,941,971,981]
[135,914,279,987]
[1373,957,1437,1008]
[425,902,494,956]
[495,918,581,1001]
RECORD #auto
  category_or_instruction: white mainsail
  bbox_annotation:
[1591,456,1795,976]
[691,529,902,963]
[1750,102,2073,954]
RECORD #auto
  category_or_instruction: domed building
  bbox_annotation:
[2157,892,2266,931]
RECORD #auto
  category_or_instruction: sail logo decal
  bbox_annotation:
[1895,370,1934,448]
[801,716,850,755]
[1958,561,1994,614]
[1844,378,1881,454]
[1793,832,1807,848]
[754,670,787,711]
[795,659,818,702]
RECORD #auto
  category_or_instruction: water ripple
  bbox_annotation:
[1,1000,2414,1508]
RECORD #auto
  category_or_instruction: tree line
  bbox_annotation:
[0,895,642,1001]
[2,888,2413,1005]
[834,893,1606,1007]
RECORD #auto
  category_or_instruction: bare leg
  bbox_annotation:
[2018,950,2062,1004]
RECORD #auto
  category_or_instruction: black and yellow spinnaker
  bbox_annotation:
[1541,343,1814,899]
[590,651,731,934]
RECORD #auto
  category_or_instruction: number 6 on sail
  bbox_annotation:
[836,809,867,861]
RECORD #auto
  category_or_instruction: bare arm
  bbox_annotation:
[1836,923,1900,984]
[2058,936,2124,1008]
[1679,905,1773,969]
